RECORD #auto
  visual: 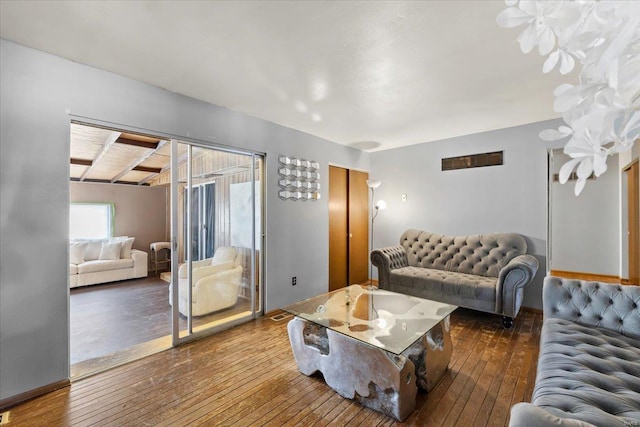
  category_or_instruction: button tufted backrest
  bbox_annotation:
[399,229,527,278]
[543,276,640,339]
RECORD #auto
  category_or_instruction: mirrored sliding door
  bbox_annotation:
[170,140,264,344]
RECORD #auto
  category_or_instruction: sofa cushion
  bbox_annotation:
[120,237,135,259]
[99,241,122,260]
[77,258,134,274]
[389,266,496,302]
[400,230,526,278]
[532,317,640,427]
[543,276,640,340]
[69,242,88,265]
[84,239,107,260]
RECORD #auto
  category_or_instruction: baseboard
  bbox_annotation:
[549,270,621,284]
[0,379,70,411]
[520,306,543,314]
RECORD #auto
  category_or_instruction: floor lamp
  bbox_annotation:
[366,180,385,286]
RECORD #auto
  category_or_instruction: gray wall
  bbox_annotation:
[550,151,620,276]
[370,120,566,310]
[0,39,368,400]
[70,182,168,252]
[619,141,640,279]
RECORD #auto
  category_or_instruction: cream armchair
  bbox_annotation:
[169,247,243,316]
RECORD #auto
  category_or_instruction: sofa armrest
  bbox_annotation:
[371,245,408,290]
[543,276,640,338]
[496,254,539,317]
[509,403,597,427]
[131,249,147,261]
[192,261,235,284]
[178,258,213,279]
[193,258,213,269]
[194,265,243,306]
[131,249,148,278]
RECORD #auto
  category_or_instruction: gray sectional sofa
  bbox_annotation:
[509,276,640,427]
[371,229,539,328]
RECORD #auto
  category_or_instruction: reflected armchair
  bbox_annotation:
[169,247,243,316]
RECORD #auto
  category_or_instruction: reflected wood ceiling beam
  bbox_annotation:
[133,165,163,174]
[116,137,159,150]
[110,140,167,183]
[79,131,121,182]
[70,158,92,166]
[139,150,188,186]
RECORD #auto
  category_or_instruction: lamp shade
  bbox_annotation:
[366,180,381,189]
[375,200,386,210]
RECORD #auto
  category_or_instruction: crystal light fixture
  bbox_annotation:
[497,0,640,195]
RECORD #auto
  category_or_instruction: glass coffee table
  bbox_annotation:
[283,284,457,421]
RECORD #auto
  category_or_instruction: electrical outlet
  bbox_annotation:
[292,276,297,286]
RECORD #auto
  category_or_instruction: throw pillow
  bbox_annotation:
[99,241,122,260]
[85,239,106,260]
[120,237,135,259]
[69,242,88,265]
[211,247,237,265]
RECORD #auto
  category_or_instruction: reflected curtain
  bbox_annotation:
[183,183,215,261]
[204,183,215,259]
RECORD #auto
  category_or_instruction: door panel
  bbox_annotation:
[171,141,263,344]
[348,169,369,285]
[328,166,369,290]
[329,166,348,291]
[628,161,639,285]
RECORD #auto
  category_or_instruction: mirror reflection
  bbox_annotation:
[549,145,639,285]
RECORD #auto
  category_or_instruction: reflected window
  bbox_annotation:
[69,203,114,239]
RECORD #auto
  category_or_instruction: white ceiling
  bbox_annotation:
[0,1,570,152]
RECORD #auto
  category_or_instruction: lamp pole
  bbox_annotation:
[370,186,375,287]
[366,179,381,287]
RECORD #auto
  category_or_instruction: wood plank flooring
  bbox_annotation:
[8,308,542,426]
[71,277,251,365]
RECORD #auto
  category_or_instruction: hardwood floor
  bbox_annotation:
[71,276,251,367]
[9,308,541,426]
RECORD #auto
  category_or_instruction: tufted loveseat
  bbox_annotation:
[371,229,539,328]
[509,276,640,427]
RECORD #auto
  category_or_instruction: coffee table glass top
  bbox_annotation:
[283,284,457,355]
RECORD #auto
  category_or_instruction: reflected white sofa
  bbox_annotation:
[69,237,148,288]
[169,247,243,316]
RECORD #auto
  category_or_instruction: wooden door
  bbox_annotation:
[626,161,639,285]
[348,169,369,285]
[329,166,348,291]
[328,166,369,291]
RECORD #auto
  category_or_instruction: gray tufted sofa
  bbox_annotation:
[509,276,640,427]
[371,229,539,328]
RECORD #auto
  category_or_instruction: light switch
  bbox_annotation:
[401,194,407,202]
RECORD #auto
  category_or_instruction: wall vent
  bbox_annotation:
[442,151,503,171]
[0,411,10,425]
[270,313,292,322]
[552,172,596,182]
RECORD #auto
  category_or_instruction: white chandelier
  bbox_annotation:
[497,0,640,195]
